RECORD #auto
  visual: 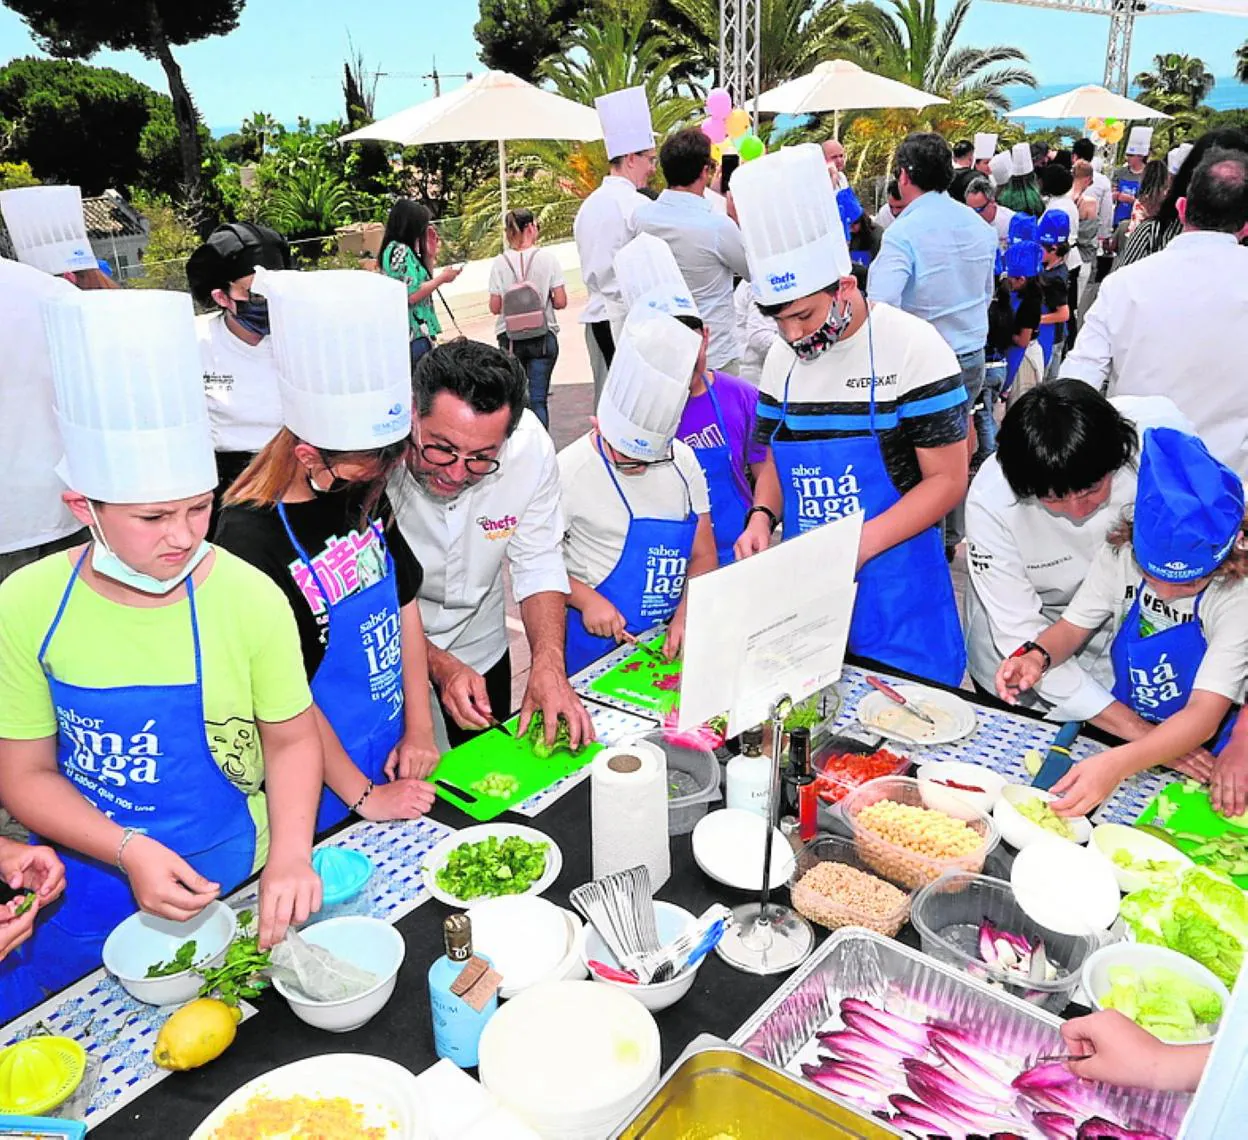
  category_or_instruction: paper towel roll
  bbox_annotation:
[591,739,671,890]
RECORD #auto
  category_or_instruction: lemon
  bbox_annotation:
[153,998,237,1071]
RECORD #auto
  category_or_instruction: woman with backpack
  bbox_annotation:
[488,209,567,428]
[380,200,462,371]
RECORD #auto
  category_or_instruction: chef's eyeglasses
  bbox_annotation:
[609,452,675,473]
[418,441,502,476]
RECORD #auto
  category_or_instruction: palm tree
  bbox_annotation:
[655,0,857,92]
[1134,53,1216,111]
[1234,40,1247,85]
[846,0,1035,112]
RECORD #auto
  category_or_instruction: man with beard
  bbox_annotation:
[388,340,594,748]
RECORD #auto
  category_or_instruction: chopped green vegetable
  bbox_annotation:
[1111,848,1183,884]
[146,939,199,978]
[525,711,580,761]
[1022,749,1044,778]
[784,697,821,732]
[1120,867,1248,988]
[1100,964,1223,1041]
[196,909,270,1007]
[434,835,549,901]
[1015,795,1076,840]
[12,892,34,918]
[1169,829,1248,878]
[471,772,521,799]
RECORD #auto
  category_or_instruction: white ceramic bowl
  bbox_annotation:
[271,916,405,1032]
[102,901,237,1006]
[579,900,699,1012]
[917,761,1007,818]
[1091,823,1194,893]
[1011,839,1121,934]
[1082,942,1230,1045]
[420,823,563,908]
[994,784,1092,850]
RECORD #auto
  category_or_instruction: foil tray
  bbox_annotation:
[730,926,1191,1137]
[611,1034,901,1139]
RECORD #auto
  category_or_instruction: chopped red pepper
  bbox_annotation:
[813,749,910,803]
[932,777,986,793]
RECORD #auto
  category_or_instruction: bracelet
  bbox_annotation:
[350,780,375,813]
[1011,640,1052,674]
[746,504,779,533]
[116,827,140,873]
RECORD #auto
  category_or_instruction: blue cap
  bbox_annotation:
[994,248,1005,277]
[1007,214,1037,245]
[1004,240,1043,279]
[836,187,863,241]
[1037,209,1070,246]
[1134,428,1245,583]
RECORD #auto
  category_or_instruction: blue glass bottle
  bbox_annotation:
[427,913,497,1068]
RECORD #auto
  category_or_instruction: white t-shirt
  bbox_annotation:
[0,261,80,554]
[488,246,565,339]
[558,433,710,589]
[196,312,283,454]
[1045,194,1083,271]
[1064,543,1248,706]
[982,203,1015,244]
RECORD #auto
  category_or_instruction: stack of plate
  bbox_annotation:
[478,981,661,1139]
[469,896,587,999]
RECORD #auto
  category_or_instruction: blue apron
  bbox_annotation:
[1005,293,1026,393]
[1110,584,1237,753]
[565,438,699,675]
[688,378,750,567]
[0,549,257,1021]
[768,312,966,687]
[850,250,872,269]
[276,504,404,833]
[1113,176,1141,228]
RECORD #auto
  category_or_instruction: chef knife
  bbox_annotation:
[865,675,937,727]
[1031,721,1083,791]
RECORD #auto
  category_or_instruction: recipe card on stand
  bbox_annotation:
[678,512,862,736]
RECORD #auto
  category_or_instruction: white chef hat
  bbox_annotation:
[1168,142,1194,175]
[597,310,700,461]
[974,133,998,161]
[989,151,1014,187]
[0,186,98,276]
[1126,126,1154,158]
[595,87,655,161]
[732,143,851,306]
[1011,142,1034,177]
[251,268,411,452]
[42,289,216,504]
[614,233,699,319]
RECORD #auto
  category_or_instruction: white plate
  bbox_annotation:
[421,823,562,908]
[1011,838,1120,934]
[189,1054,430,1139]
[916,760,1007,818]
[691,808,794,892]
[856,685,977,745]
[470,895,571,997]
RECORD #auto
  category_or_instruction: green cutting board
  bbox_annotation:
[431,715,602,822]
[1137,782,1248,889]
[587,638,682,716]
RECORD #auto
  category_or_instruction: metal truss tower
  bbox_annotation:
[719,0,762,121]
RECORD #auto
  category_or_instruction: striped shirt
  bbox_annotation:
[754,302,967,494]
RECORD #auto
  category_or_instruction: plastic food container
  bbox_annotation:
[787,835,914,937]
[812,742,912,806]
[309,846,373,923]
[643,730,721,836]
[911,871,1096,1013]
[840,775,1000,890]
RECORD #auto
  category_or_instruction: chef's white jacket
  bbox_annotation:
[964,396,1194,722]
[389,411,570,673]
[573,175,640,326]
[1060,232,1248,477]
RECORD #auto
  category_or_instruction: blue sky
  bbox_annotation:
[0,1,1244,130]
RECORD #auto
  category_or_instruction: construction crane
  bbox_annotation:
[985,0,1186,95]
[719,0,762,122]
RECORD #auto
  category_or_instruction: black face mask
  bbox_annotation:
[233,297,271,337]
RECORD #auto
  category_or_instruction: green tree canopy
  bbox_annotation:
[1134,52,1216,112]
[0,57,182,195]
[474,0,590,82]
[1237,41,1248,85]
[1,0,246,197]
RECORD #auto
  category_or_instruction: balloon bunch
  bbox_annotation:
[701,87,766,162]
[1085,117,1125,145]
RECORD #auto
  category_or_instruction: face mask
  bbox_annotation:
[790,297,854,362]
[87,503,212,596]
[232,297,271,337]
[308,469,349,495]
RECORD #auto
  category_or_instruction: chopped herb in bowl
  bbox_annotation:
[434,835,549,901]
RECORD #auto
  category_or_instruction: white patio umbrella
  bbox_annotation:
[1004,85,1172,121]
[340,70,603,229]
[755,59,946,137]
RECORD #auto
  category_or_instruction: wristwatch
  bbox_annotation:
[745,505,779,533]
[1010,640,1052,674]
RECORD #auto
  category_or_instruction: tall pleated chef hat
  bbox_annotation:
[597,309,701,462]
[732,142,850,306]
[0,186,98,276]
[1126,126,1154,158]
[1168,143,1193,175]
[1010,142,1034,178]
[251,267,411,451]
[42,289,216,503]
[974,133,998,161]
[595,86,655,161]
[614,232,700,320]
[988,151,1013,187]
